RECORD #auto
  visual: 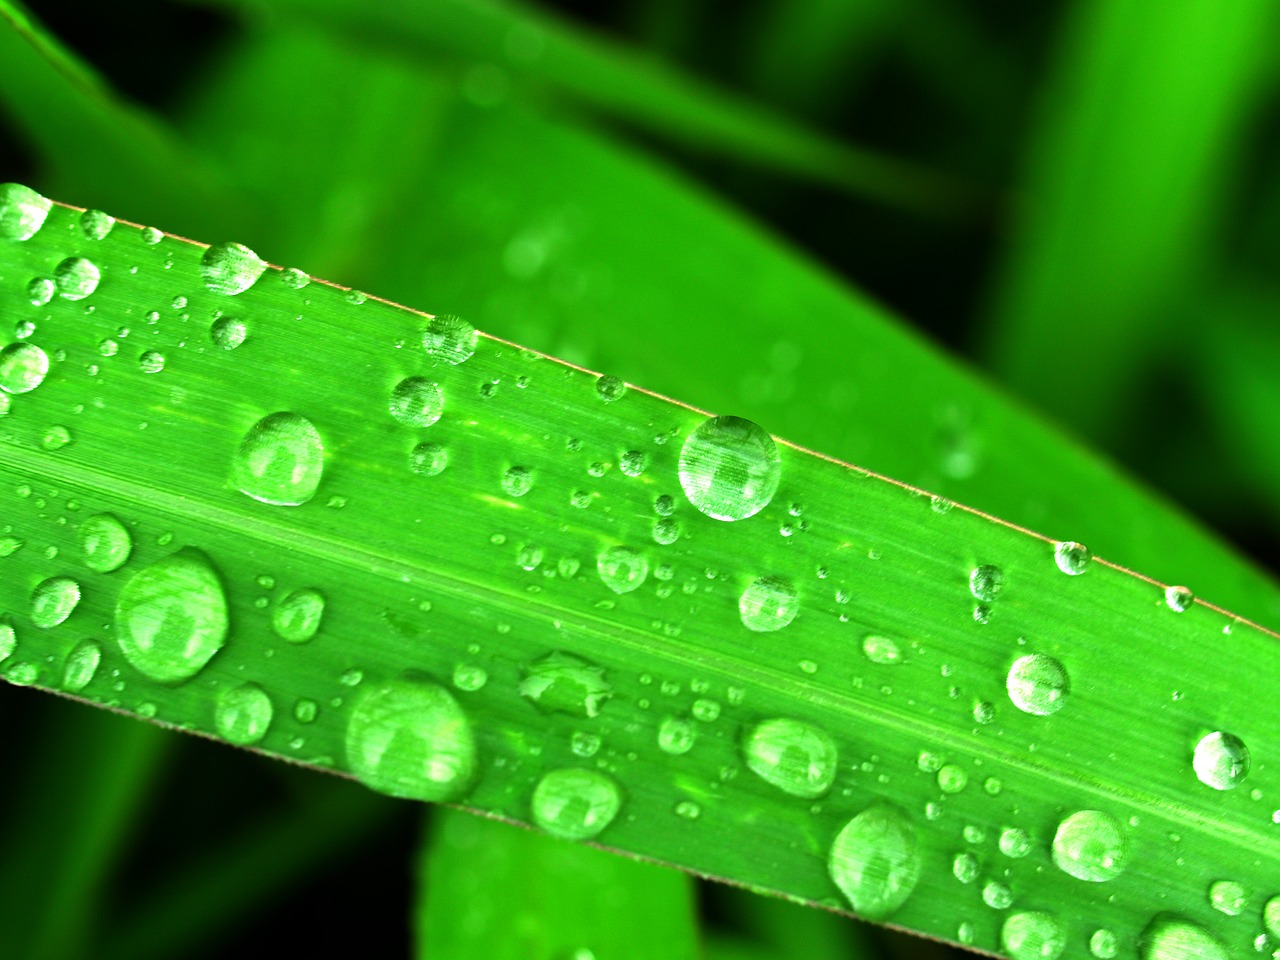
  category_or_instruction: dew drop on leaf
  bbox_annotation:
[345,675,477,801]
[0,183,52,240]
[1139,915,1227,960]
[743,717,837,798]
[597,545,648,594]
[138,351,165,374]
[0,342,50,393]
[518,652,611,717]
[80,513,132,573]
[862,635,902,665]
[738,576,799,632]
[389,377,445,427]
[54,257,101,300]
[658,715,696,755]
[422,315,477,365]
[596,375,627,402]
[1164,585,1194,613]
[827,804,921,919]
[80,208,115,241]
[210,316,247,350]
[31,576,80,628]
[951,852,978,884]
[1002,912,1066,960]
[1090,929,1118,959]
[1054,541,1091,575]
[531,767,623,840]
[410,442,449,476]
[42,424,72,450]
[998,827,1031,859]
[1051,809,1129,882]
[1207,879,1246,916]
[982,881,1012,909]
[968,564,1003,602]
[501,465,534,497]
[0,618,16,662]
[1006,653,1069,715]
[215,682,273,745]
[114,549,228,683]
[201,241,267,295]
[271,588,325,643]
[678,415,780,522]
[62,638,102,692]
[233,412,325,506]
[1192,731,1249,790]
[28,277,54,306]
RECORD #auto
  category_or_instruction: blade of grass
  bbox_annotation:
[2,196,1279,957]
[183,0,977,219]
[416,808,699,960]
[982,0,1275,445]
[0,0,250,240]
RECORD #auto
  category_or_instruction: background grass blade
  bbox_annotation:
[3,195,1280,958]
[416,810,699,960]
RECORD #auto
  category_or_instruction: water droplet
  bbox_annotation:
[211,316,247,350]
[281,267,310,289]
[452,663,488,692]
[1140,916,1226,960]
[28,277,54,306]
[295,699,318,723]
[215,683,273,745]
[937,764,967,794]
[0,183,52,239]
[1003,912,1066,960]
[828,804,920,919]
[115,549,228,683]
[1208,879,1246,916]
[80,513,133,572]
[652,518,680,545]
[862,635,902,665]
[345,675,477,801]
[1054,541,1091,575]
[6,661,39,685]
[999,827,1032,859]
[389,377,444,427]
[0,619,14,662]
[1090,929,1118,959]
[31,576,80,627]
[596,375,627,402]
[201,241,267,295]
[969,564,1003,602]
[983,881,1012,910]
[501,465,534,497]
[619,450,646,477]
[952,852,978,883]
[658,715,696,755]
[692,698,720,722]
[410,442,448,476]
[42,425,72,451]
[80,208,115,240]
[233,412,325,506]
[62,638,101,692]
[743,717,837,798]
[974,701,995,724]
[1264,896,1280,937]
[597,545,648,594]
[1006,653,1069,716]
[141,226,163,245]
[519,652,611,717]
[678,415,781,522]
[738,576,799,632]
[0,342,50,393]
[272,588,325,643]
[138,351,165,374]
[570,730,600,757]
[55,257,101,300]
[1052,809,1128,882]
[674,799,701,820]
[422,315,477,365]
[1164,585,1194,613]
[1193,731,1249,790]
[531,767,623,840]
[98,338,118,357]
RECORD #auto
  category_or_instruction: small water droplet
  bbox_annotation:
[98,338,118,357]
[1006,653,1069,715]
[141,226,163,245]
[80,208,115,240]
[115,549,228,683]
[678,415,781,522]
[202,241,267,295]
[828,804,920,919]
[531,767,623,840]
[6,661,40,685]
[0,618,14,663]
[389,377,445,427]
[0,342,50,393]
[937,764,968,794]
[1002,912,1066,960]
[738,576,799,632]
[0,183,52,240]
[1054,541,1091,575]
[345,675,477,801]
[501,465,534,497]
[27,277,54,306]
[952,852,978,884]
[519,651,611,717]
[652,517,680,545]
[42,425,72,451]
[410,442,449,476]
[658,715,696,755]
[215,683,273,745]
[597,545,648,594]
[1193,731,1249,790]
[982,881,1012,910]
[54,257,101,300]
[969,564,1003,602]
[1165,586,1194,613]
[1139,915,1227,960]
[272,588,325,643]
[743,717,837,798]
[211,316,247,350]
[1264,896,1280,938]
[1208,879,1246,916]
[31,576,80,627]
[281,267,310,289]
[138,351,165,374]
[570,730,599,757]
[451,663,488,692]
[596,375,627,402]
[674,799,701,820]
[692,698,721,722]
[1051,809,1128,882]
[422,315,477,365]
[1090,929,1118,959]
[295,699,318,723]
[233,412,325,506]
[62,638,102,692]
[79,513,132,573]
[862,635,903,665]
[999,827,1032,859]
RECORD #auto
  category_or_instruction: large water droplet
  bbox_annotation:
[31,576,80,628]
[828,804,920,919]
[1006,653,1069,715]
[1164,586,1194,613]
[80,513,132,573]
[1002,912,1066,960]
[743,717,837,798]
[210,317,247,350]
[422,315,477,365]
[272,588,325,643]
[678,415,781,522]
[597,545,648,594]
[62,638,101,692]
[0,342,50,393]
[55,257,100,300]
[1192,731,1249,790]
[215,682,273,745]
[233,412,324,506]
[115,549,228,683]
[1054,541,1091,575]
[1052,810,1128,882]
[531,768,623,840]
[739,576,799,632]
[519,652,611,717]
[80,209,115,241]
[999,827,1032,859]
[1207,879,1246,916]
[0,183,52,240]
[201,241,267,295]
[389,377,444,427]
[1090,929,1118,959]
[1140,916,1226,960]
[969,564,1003,601]
[345,675,477,801]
